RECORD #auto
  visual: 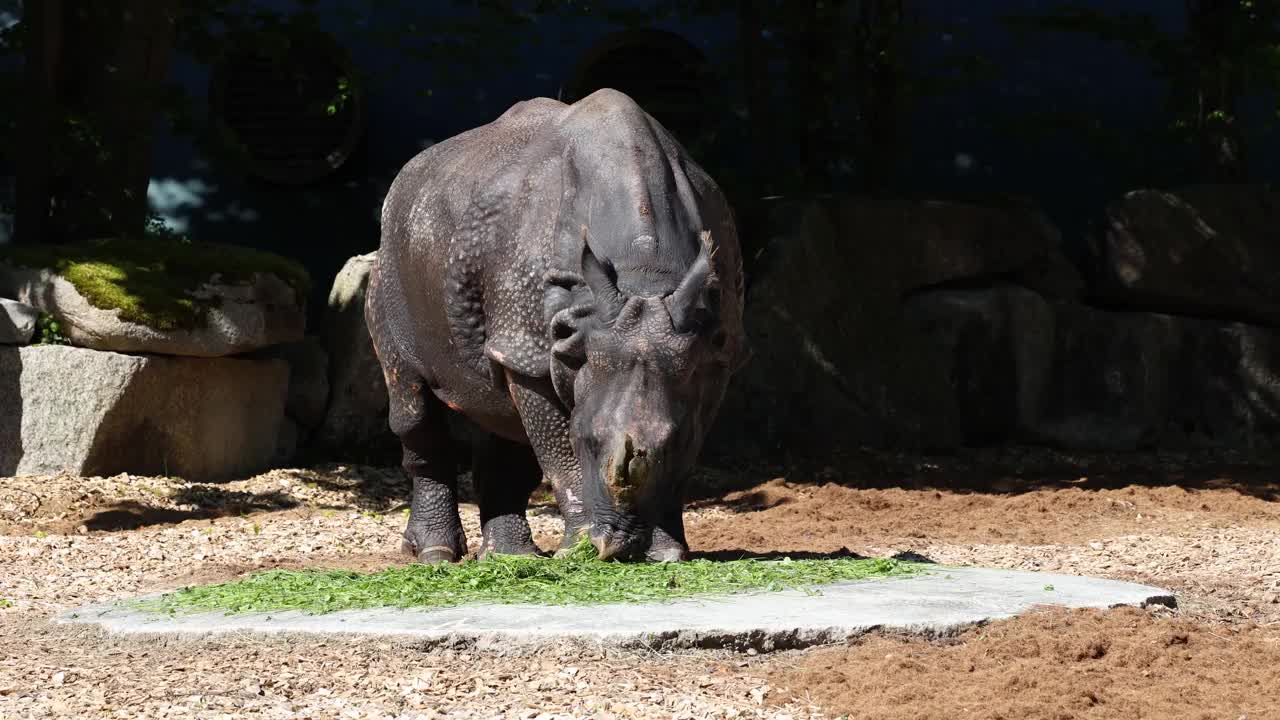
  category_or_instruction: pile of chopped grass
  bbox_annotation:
[0,236,311,331]
[135,540,923,616]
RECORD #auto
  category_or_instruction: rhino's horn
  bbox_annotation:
[665,241,717,333]
[581,242,627,320]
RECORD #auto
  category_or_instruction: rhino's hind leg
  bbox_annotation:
[383,366,467,564]
[472,433,542,558]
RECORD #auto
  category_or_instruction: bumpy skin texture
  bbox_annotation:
[367,89,746,562]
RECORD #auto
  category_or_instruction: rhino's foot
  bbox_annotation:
[402,523,468,565]
[646,525,689,563]
[478,514,542,559]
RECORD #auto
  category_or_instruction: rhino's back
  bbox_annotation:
[380,96,566,261]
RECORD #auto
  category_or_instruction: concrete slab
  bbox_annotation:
[56,566,1175,652]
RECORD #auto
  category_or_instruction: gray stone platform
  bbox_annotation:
[56,566,1175,651]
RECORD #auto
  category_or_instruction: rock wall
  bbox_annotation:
[708,185,1280,460]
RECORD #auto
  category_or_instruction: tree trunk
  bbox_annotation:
[13,0,62,244]
[54,1,177,240]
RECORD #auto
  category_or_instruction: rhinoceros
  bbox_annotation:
[366,89,747,562]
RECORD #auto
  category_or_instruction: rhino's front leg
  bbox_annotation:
[471,431,543,558]
[504,374,591,552]
[647,507,689,563]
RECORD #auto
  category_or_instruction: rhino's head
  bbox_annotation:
[546,233,736,561]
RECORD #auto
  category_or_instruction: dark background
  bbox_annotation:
[2,1,1276,320]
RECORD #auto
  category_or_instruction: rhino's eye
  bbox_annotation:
[674,302,711,335]
[710,330,727,351]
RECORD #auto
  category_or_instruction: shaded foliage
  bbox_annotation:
[1006,0,1280,183]
[2,1,1277,247]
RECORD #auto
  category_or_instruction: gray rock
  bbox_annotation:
[711,195,1072,458]
[0,345,288,481]
[903,285,1051,444]
[892,287,1280,452]
[0,265,305,357]
[1088,185,1280,326]
[1022,307,1181,451]
[247,336,330,432]
[314,253,397,458]
[820,194,1073,294]
[1,298,38,345]
[1185,320,1280,450]
[272,416,301,467]
[1019,306,1280,451]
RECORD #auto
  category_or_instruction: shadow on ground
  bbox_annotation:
[82,490,299,531]
[688,445,1280,507]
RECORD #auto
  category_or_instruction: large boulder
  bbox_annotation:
[0,237,309,357]
[1088,185,1280,326]
[1,298,37,345]
[247,335,330,432]
[894,288,1280,453]
[245,336,330,465]
[710,195,1074,458]
[819,195,1079,296]
[1020,306,1280,451]
[1189,321,1280,449]
[1020,306,1183,451]
[0,345,289,480]
[314,252,398,459]
[902,284,1053,445]
[1,266,304,357]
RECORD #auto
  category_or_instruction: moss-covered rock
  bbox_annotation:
[0,237,311,357]
[0,236,311,331]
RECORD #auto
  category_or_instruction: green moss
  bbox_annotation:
[131,538,923,616]
[0,237,311,332]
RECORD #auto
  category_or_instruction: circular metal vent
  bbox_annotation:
[563,29,710,145]
[210,30,365,186]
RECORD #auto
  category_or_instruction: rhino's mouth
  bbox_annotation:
[589,526,650,561]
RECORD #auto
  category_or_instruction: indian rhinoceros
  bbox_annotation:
[366,88,747,563]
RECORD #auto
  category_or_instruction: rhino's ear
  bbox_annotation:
[581,242,627,320]
[666,233,719,334]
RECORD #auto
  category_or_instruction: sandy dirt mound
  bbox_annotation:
[687,474,1280,549]
[776,606,1280,720]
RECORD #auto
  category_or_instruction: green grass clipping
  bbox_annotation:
[133,539,923,616]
